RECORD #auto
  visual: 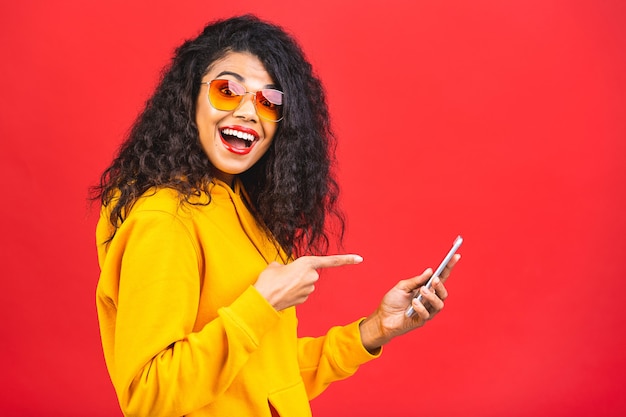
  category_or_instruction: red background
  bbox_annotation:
[1,1,625,416]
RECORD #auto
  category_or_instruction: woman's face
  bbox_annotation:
[196,51,280,186]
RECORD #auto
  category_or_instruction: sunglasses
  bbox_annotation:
[202,79,284,122]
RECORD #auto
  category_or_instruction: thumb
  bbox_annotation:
[401,268,433,293]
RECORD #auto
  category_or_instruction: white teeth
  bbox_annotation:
[222,128,255,142]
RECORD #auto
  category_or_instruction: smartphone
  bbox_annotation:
[405,235,463,317]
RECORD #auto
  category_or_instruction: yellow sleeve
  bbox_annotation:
[97,209,280,417]
[297,319,382,400]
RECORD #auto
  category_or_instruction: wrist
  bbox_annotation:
[359,312,389,354]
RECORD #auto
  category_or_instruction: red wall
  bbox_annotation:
[1,1,625,416]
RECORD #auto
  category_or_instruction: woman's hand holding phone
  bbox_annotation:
[359,236,463,353]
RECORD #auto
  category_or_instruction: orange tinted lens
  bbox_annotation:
[256,89,284,121]
[208,79,244,111]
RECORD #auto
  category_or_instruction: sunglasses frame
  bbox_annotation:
[201,79,284,122]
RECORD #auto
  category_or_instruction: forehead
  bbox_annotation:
[205,51,274,86]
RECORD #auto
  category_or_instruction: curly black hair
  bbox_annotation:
[91,15,344,257]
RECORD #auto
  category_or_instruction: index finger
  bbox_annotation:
[301,254,364,269]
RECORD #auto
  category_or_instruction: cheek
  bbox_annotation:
[196,105,220,143]
[259,127,277,155]
[262,122,279,142]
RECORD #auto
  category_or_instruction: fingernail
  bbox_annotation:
[421,286,430,294]
[353,255,363,263]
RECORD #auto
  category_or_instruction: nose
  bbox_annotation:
[232,92,258,122]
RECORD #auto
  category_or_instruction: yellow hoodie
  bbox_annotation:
[96,180,379,417]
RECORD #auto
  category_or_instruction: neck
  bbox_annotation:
[214,172,235,188]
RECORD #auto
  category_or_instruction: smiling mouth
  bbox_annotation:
[220,128,258,155]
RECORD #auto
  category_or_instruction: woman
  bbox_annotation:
[93,15,460,417]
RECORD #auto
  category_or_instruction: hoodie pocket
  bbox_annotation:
[268,380,312,417]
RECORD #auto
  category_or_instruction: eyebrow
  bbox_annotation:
[215,71,244,82]
[214,71,279,90]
